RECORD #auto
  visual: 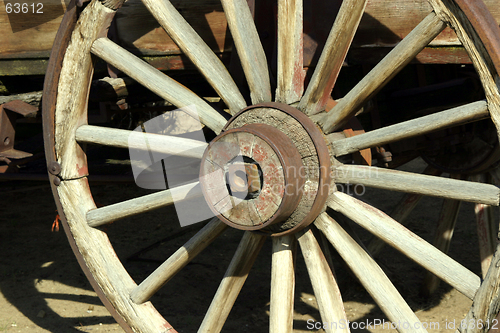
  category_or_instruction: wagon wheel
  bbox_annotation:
[43,0,500,332]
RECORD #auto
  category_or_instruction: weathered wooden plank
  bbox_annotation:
[296,228,349,333]
[335,164,500,205]
[270,235,296,333]
[275,0,304,105]
[91,37,226,134]
[0,58,49,75]
[111,0,500,60]
[3,0,500,66]
[0,0,68,58]
[331,100,489,156]
[86,181,203,227]
[198,232,266,333]
[354,0,500,49]
[220,0,271,104]
[298,0,367,115]
[328,192,481,299]
[315,213,425,333]
[131,218,227,304]
[347,46,473,65]
[318,12,446,134]
[114,0,229,56]
[75,125,207,158]
[0,90,42,107]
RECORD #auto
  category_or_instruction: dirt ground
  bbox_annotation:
[0,157,491,332]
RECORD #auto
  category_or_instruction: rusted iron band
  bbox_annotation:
[226,102,332,236]
[454,0,500,75]
[200,123,304,231]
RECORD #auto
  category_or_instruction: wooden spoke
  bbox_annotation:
[331,100,489,156]
[270,235,296,333]
[198,232,266,333]
[329,192,481,299]
[276,0,304,105]
[315,214,425,332]
[141,0,246,115]
[470,174,498,278]
[220,0,272,104]
[131,218,227,304]
[298,0,367,115]
[367,166,441,256]
[423,182,462,295]
[75,125,207,159]
[296,228,349,333]
[86,182,203,227]
[318,12,447,134]
[91,38,227,134]
[316,228,336,273]
[335,164,500,205]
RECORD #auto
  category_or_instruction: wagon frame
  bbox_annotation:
[28,0,500,331]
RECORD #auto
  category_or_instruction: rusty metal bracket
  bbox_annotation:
[0,100,39,171]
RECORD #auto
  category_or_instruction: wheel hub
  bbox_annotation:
[200,102,332,235]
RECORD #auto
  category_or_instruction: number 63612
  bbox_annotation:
[5,3,43,14]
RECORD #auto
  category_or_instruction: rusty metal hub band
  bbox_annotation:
[199,102,331,235]
[200,123,305,230]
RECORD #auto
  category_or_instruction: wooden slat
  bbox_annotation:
[367,166,441,256]
[296,228,349,333]
[298,0,367,115]
[270,235,296,333]
[0,0,70,59]
[76,125,206,159]
[220,0,272,104]
[470,174,498,279]
[335,164,500,205]
[275,0,304,105]
[91,38,227,134]
[198,232,266,333]
[86,181,203,227]
[113,0,228,57]
[318,12,446,134]
[131,218,227,304]
[328,192,481,299]
[110,1,500,64]
[315,214,425,332]
[331,100,489,156]
[141,0,246,115]
[423,192,461,295]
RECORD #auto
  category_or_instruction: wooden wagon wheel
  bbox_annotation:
[43,0,500,331]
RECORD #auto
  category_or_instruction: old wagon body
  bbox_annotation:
[1,0,500,76]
